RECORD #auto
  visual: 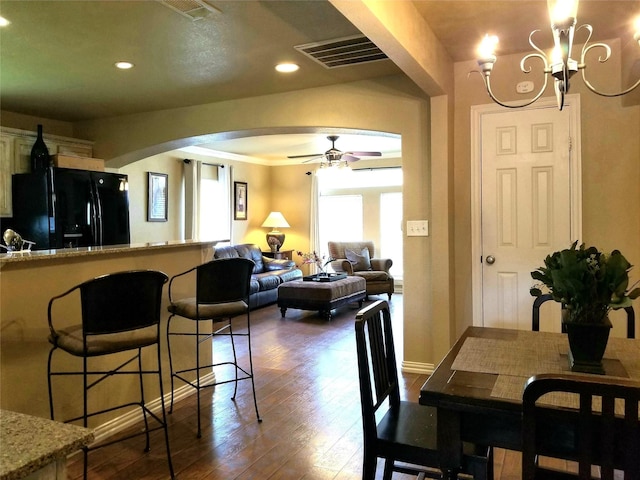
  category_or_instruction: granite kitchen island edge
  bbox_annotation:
[0,409,93,480]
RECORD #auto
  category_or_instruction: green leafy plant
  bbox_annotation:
[530,241,640,324]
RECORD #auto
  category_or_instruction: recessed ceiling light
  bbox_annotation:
[0,16,10,27]
[275,63,299,73]
[115,61,134,70]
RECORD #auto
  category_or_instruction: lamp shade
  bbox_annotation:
[261,211,290,252]
[261,211,290,229]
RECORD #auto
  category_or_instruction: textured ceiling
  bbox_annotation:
[0,0,402,122]
[412,1,638,62]
[0,0,638,162]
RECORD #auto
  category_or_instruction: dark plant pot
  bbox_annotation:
[564,317,612,374]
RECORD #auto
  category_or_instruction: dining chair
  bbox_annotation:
[166,257,261,438]
[355,300,493,480]
[522,373,640,480]
[532,294,635,338]
[47,270,174,480]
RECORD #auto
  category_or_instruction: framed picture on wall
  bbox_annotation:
[234,181,247,220]
[148,172,168,222]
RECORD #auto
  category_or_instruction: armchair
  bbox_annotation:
[327,241,394,299]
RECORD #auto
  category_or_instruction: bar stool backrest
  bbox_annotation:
[196,258,254,304]
[79,270,168,335]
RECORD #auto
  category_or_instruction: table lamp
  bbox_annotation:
[261,211,290,252]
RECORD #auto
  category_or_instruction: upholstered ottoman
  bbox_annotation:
[277,276,367,320]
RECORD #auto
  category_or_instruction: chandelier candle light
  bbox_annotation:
[261,211,290,252]
[473,0,640,110]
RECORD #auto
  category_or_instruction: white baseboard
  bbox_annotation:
[91,372,215,444]
[401,360,434,375]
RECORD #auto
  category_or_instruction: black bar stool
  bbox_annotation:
[166,257,261,438]
[47,270,174,480]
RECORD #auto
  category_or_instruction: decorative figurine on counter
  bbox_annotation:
[1,229,35,253]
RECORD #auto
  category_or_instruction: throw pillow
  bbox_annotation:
[345,248,372,272]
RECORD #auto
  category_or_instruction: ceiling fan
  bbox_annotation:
[287,135,382,166]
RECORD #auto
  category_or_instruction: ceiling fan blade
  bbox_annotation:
[301,155,324,163]
[344,151,382,157]
[287,153,323,159]
[343,154,360,162]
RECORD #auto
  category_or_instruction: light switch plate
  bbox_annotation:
[407,220,429,236]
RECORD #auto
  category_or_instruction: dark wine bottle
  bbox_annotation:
[30,124,50,172]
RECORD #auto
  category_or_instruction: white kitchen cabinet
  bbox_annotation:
[0,134,14,217]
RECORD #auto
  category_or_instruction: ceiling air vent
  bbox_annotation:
[157,0,221,21]
[294,35,388,69]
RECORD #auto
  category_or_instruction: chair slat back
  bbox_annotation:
[531,293,554,332]
[80,270,168,335]
[196,258,254,304]
[355,300,400,439]
[522,373,640,480]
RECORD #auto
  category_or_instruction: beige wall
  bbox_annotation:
[118,150,273,247]
[118,152,184,243]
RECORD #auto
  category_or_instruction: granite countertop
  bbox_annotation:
[0,238,230,266]
[0,409,94,480]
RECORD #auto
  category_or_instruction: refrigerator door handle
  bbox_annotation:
[89,188,99,245]
[92,180,104,246]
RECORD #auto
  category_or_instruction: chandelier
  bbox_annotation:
[472,0,640,110]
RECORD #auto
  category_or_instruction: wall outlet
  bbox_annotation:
[407,220,429,236]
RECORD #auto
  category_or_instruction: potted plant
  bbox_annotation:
[530,241,640,373]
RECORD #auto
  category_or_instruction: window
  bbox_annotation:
[199,179,225,240]
[318,167,403,279]
[183,161,231,242]
[319,195,363,255]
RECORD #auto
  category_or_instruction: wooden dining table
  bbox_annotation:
[419,326,640,479]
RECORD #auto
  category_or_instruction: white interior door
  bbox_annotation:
[476,98,581,330]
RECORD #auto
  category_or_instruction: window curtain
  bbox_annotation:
[216,164,232,241]
[183,159,201,240]
[184,160,231,242]
[309,171,321,273]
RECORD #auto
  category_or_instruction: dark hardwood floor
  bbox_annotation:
[67,294,523,480]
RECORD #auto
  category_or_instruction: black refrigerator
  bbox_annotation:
[12,167,130,250]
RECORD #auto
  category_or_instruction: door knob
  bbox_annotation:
[485,255,496,265]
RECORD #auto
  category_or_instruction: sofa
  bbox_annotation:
[213,243,303,309]
[327,241,394,299]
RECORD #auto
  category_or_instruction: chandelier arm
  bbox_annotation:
[483,74,550,109]
[469,48,550,109]
[579,42,640,97]
[527,30,548,61]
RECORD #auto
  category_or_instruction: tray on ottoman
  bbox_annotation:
[277,276,366,320]
[303,273,346,282]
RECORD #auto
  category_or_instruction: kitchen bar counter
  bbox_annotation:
[0,238,228,427]
[0,239,230,266]
[0,410,93,480]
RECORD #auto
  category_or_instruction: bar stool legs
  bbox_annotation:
[167,310,262,438]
